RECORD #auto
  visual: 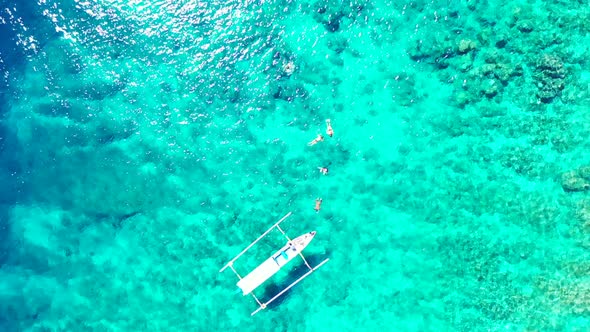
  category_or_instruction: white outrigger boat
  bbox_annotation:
[219,212,329,316]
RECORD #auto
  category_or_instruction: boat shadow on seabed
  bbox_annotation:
[257,253,331,311]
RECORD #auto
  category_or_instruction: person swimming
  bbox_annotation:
[283,61,295,75]
[308,134,324,146]
[326,119,334,137]
[318,167,329,175]
[314,198,323,212]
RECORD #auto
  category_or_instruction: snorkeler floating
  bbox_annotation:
[307,134,324,146]
[283,61,295,75]
[314,198,323,212]
[326,119,334,137]
[308,119,335,146]
[309,119,335,211]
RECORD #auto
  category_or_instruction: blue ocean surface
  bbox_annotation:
[1,0,589,331]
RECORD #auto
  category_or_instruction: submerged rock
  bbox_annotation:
[272,82,308,101]
[495,35,508,48]
[408,40,431,61]
[561,170,590,192]
[457,54,474,72]
[535,54,566,103]
[458,39,477,54]
[482,79,498,98]
[516,20,534,33]
[537,54,566,78]
[455,91,471,108]
[493,64,514,85]
[578,166,590,180]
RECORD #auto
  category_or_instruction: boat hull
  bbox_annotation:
[237,231,316,295]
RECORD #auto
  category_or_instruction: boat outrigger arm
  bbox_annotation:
[219,212,329,316]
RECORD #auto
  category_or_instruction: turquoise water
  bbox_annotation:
[1,0,590,330]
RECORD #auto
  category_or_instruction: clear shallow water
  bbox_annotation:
[1,0,589,331]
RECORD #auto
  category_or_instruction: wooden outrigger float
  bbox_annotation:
[219,212,329,316]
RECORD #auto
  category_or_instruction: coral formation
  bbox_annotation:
[561,171,590,192]
[534,54,566,103]
[560,166,590,192]
[457,39,476,54]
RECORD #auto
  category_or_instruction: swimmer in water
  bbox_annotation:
[326,119,334,137]
[283,61,295,75]
[314,198,323,212]
[318,167,329,175]
[308,134,324,146]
